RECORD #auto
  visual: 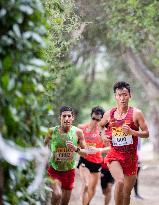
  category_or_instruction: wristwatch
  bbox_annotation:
[75,147,81,153]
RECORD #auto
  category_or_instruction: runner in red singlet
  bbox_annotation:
[99,81,149,205]
[100,127,114,205]
[77,106,110,205]
[101,162,114,205]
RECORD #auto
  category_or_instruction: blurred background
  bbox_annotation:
[0,0,159,204]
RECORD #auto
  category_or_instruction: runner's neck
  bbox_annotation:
[59,125,71,134]
[115,106,129,120]
[87,123,98,132]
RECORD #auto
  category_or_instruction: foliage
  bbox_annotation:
[102,0,159,73]
[73,0,159,102]
[43,0,88,125]
[0,0,51,204]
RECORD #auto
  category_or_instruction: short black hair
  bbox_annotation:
[60,106,74,116]
[91,106,105,117]
[113,81,131,94]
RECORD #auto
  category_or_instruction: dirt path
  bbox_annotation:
[70,144,159,205]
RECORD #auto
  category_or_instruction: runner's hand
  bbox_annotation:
[85,147,100,154]
[122,124,132,135]
[66,140,77,152]
[102,135,112,147]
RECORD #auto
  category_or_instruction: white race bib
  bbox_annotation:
[112,135,133,146]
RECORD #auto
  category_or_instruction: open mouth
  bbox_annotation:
[64,122,70,125]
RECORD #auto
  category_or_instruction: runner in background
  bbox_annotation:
[101,126,114,205]
[77,106,110,205]
[134,138,143,199]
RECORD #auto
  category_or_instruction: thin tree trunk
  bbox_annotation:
[123,47,159,154]
[149,105,159,154]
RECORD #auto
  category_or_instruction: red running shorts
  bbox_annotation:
[104,149,138,176]
[47,166,75,190]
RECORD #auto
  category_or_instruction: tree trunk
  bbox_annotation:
[149,104,159,155]
[123,47,159,155]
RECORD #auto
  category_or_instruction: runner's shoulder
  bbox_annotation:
[47,127,55,135]
[132,107,145,121]
[132,107,143,115]
[73,126,84,138]
[75,126,84,133]
[103,109,112,118]
[78,123,88,129]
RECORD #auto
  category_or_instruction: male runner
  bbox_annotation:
[101,127,114,205]
[133,138,143,199]
[44,106,86,205]
[101,163,114,205]
[99,81,149,205]
[77,106,110,205]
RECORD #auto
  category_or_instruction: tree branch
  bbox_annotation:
[123,47,159,99]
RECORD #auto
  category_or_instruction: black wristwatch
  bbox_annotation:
[75,147,81,153]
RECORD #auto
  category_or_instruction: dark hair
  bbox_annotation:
[113,81,130,94]
[60,106,74,115]
[91,106,105,117]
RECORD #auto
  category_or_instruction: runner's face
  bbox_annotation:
[115,88,131,108]
[60,111,74,128]
[91,113,102,124]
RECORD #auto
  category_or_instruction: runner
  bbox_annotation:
[101,127,114,205]
[101,163,114,205]
[133,138,143,199]
[77,106,110,205]
[99,81,149,205]
[44,106,86,205]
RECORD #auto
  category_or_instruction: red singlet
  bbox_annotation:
[105,107,139,176]
[81,124,104,164]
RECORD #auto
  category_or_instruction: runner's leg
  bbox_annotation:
[79,165,91,205]
[101,169,114,205]
[87,172,100,203]
[61,189,72,205]
[123,175,136,205]
[103,182,113,205]
[108,161,124,205]
[51,179,62,205]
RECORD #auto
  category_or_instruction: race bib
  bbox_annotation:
[112,127,133,146]
[112,135,133,146]
[54,152,74,161]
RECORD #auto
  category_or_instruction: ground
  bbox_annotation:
[70,143,159,205]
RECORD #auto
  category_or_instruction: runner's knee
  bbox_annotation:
[89,186,96,196]
[83,183,89,192]
[51,186,62,202]
[104,184,112,194]
[115,176,124,185]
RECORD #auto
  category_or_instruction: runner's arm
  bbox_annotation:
[77,128,86,149]
[44,127,54,145]
[133,110,149,138]
[122,110,149,138]
[99,111,109,137]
